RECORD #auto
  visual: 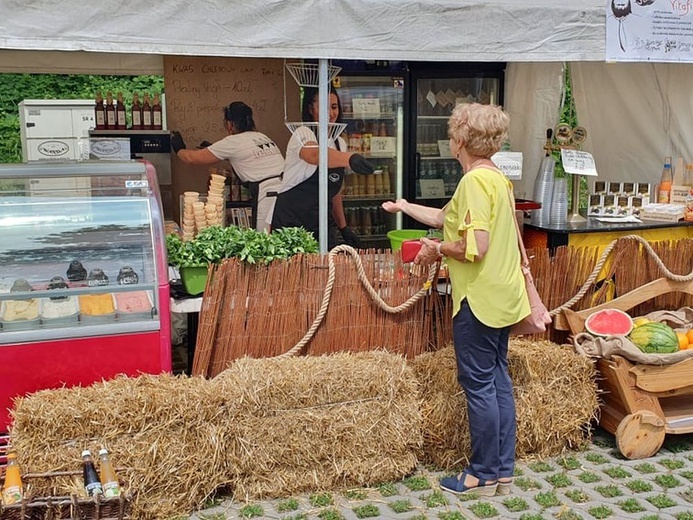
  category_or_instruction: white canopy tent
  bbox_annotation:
[1,0,691,228]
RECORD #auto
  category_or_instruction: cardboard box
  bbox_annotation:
[593,180,607,195]
[588,194,604,216]
[608,182,623,196]
[616,195,631,216]
[637,182,651,198]
[622,182,636,197]
[670,185,693,205]
[629,195,645,217]
[602,194,617,216]
[641,203,684,222]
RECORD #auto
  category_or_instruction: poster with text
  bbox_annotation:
[606,0,693,62]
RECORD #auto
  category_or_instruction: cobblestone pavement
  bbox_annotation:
[189,429,693,520]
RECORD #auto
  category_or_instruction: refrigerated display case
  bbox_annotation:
[406,62,506,214]
[335,71,406,249]
[0,160,171,432]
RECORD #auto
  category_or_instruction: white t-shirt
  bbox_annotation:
[279,126,347,193]
[207,131,284,182]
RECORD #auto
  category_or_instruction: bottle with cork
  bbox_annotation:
[94,91,106,130]
[142,93,153,130]
[115,92,127,130]
[131,93,142,130]
[152,93,163,130]
[105,91,116,130]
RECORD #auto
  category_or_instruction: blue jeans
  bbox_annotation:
[453,299,516,482]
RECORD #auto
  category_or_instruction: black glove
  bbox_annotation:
[348,154,375,175]
[197,140,212,149]
[170,131,186,154]
[340,226,363,248]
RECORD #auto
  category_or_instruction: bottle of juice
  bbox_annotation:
[105,91,116,130]
[657,156,673,204]
[131,93,142,130]
[94,91,106,130]
[142,93,153,130]
[152,93,163,130]
[2,451,23,505]
[98,449,121,498]
[82,450,103,496]
[115,92,127,130]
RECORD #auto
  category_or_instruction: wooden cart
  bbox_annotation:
[555,277,693,459]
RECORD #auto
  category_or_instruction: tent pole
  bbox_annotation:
[318,60,329,254]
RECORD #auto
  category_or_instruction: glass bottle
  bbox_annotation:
[657,156,673,204]
[98,449,121,498]
[82,450,103,496]
[2,451,23,505]
[142,93,153,130]
[105,91,116,130]
[152,93,163,130]
[131,93,142,130]
[94,91,106,130]
[115,92,127,130]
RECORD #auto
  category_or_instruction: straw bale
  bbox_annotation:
[10,373,230,520]
[212,350,422,500]
[410,339,599,470]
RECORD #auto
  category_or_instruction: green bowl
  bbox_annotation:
[386,229,427,251]
[180,266,209,296]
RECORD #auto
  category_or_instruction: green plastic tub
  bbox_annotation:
[386,229,427,251]
[180,266,209,296]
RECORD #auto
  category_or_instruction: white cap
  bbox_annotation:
[98,448,108,456]
[81,450,91,457]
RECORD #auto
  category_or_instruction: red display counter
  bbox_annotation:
[0,161,171,432]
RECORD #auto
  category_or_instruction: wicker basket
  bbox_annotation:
[0,471,132,520]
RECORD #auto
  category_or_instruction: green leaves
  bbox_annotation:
[165,225,319,268]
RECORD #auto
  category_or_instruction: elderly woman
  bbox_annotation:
[382,103,529,497]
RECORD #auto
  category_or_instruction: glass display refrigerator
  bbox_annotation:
[405,62,506,218]
[334,62,407,249]
[0,160,171,432]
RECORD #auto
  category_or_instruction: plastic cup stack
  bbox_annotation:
[530,156,556,226]
[550,177,569,226]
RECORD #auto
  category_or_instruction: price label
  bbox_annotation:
[352,98,381,117]
[370,137,396,157]
[491,151,523,180]
[126,180,149,188]
[437,140,452,157]
[419,179,446,199]
[561,149,598,176]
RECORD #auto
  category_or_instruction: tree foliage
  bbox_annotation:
[0,74,164,163]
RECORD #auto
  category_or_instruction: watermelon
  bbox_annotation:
[584,309,634,336]
[628,322,679,354]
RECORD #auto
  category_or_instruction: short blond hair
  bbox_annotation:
[448,103,509,158]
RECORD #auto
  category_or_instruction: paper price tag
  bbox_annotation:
[352,98,381,117]
[491,151,523,180]
[561,149,598,176]
[419,179,446,199]
[437,140,452,158]
[370,137,396,157]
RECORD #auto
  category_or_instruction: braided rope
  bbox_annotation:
[277,245,438,358]
[549,234,693,316]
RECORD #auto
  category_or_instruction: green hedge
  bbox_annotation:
[0,74,164,163]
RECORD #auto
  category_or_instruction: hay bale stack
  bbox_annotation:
[212,350,422,500]
[410,340,599,470]
[10,373,229,520]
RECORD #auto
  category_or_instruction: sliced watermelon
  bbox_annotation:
[585,308,634,336]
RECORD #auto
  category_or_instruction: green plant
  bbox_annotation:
[528,461,554,473]
[594,485,622,498]
[409,515,427,520]
[503,497,529,512]
[277,498,300,513]
[309,492,334,507]
[199,514,225,520]
[423,490,449,508]
[603,466,630,479]
[438,513,465,520]
[318,509,344,520]
[285,514,307,520]
[545,474,571,487]
[565,489,590,503]
[587,505,613,519]
[534,491,560,508]
[352,504,380,518]
[515,477,542,491]
[617,498,645,513]
[342,489,368,500]
[654,474,682,489]
[625,479,653,493]
[389,499,414,513]
[634,462,657,473]
[403,475,431,491]
[659,458,685,470]
[469,501,498,518]
[646,494,677,509]
[558,512,582,520]
[676,513,693,520]
[663,440,691,453]
[578,472,601,484]
[519,514,545,520]
[239,504,264,518]
[584,453,608,465]
[378,482,399,497]
[557,457,582,470]
[681,470,693,481]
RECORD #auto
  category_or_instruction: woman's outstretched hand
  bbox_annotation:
[382,199,408,214]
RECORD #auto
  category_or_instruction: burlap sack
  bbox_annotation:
[573,307,693,366]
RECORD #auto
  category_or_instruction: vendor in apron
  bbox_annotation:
[171,101,284,231]
[271,87,374,249]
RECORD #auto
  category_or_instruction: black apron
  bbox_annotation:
[271,141,345,249]
[245,173,283,230]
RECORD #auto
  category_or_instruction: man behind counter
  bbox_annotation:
[170,102,284,231]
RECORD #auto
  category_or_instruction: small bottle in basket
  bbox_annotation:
[98,448,121,498]
[82,450,103,496]
[2,450,23,505]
